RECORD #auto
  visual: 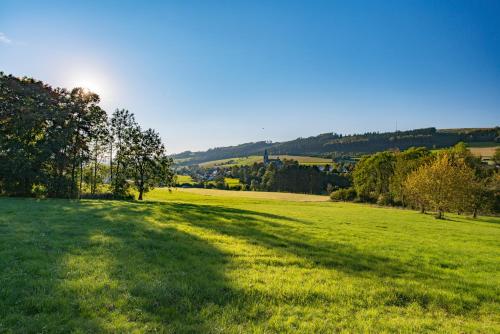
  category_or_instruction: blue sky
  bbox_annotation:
[1,0,499,153]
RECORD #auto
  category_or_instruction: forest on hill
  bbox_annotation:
[173,127,500,166]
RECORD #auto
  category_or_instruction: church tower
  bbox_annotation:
[263,149,269,164]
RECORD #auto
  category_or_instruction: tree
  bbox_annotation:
[110,109,137,196]
[493,148,500,165]
[462,175,497,218]
[0,74,55,196]
[390,147,431,205]
[125,128,174,200]
[403,153,476,219]
[353,152,395,202]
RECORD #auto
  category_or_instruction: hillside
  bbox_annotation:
[0,189,498,332]
[173,127,499,166]
[198,155,333,168]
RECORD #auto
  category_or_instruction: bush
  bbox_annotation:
[80,191,135,200]
[230,184,242,191]
[376,193,393,206]
[31,184,47,198]
[330,188,356,202]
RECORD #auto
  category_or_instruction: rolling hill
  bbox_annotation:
[173,127,499,166]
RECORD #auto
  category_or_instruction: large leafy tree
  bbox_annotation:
[125,127,174,200]
[110,109,137,196]
[0,74,57,195]
[404,153,476,219]
[353,151,396,202]
[389,147,431,205]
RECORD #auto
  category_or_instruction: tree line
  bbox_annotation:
[174,127,500,166]
[0,72,174,199]
[179,160,350,194]
[331,143,500,218]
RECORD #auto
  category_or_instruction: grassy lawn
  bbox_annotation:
[0,190,499,333]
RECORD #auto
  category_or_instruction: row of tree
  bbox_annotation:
[331,143,499,218]
[0,73,174,199]
[225,160,349,194]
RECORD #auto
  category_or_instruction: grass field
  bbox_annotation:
[0,190,499,333]
[175,174,194,184]
[199,155,332,167]
[177,187,329,202]
[469,146,499,158]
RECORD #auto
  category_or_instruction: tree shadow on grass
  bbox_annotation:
[0,198,497,333]
[0,199,237,332]
[130,201,498,314]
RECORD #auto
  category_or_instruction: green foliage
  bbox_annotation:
[403,153,477,219]
[227,161,349,195]
[389,147,431,204]
[493,147,500,164]
[353,151,396,202]
[0,73,174,200]
[0,191,499,332]
[330,187,356,201]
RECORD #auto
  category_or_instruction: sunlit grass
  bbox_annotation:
[175,174,194,185]
[0,189,499,333]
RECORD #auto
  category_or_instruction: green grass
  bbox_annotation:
[224,177,240,188]
[175,174,194,185]
[199,155,332,167]
[0,190,499,333]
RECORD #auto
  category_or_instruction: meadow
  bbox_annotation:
[0,189,499,333]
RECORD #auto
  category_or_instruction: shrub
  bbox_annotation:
[376,193,393,206]
[31,184,47,198]
[330,188,356,202]
[80,190,135,200]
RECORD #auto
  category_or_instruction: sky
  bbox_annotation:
[1,1,499,153]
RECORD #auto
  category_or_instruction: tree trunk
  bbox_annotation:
[138,173,144,200]
[93,154,98,195]
[110,143,113,183]
[71,162,76,198]
[420,205,425,214]
[436,209,443,219]
[473,208,478,219]
[79,159,83,199]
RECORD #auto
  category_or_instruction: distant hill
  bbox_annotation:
[198,155,333,168]
[173,127,499,166]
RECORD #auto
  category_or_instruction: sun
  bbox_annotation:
[72,75,105,96]
[66,70,110,98]
[75,77,102,94]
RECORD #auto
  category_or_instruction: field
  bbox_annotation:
[466,142,499,159]
[177,187,329,202]
[198,155,332,167]
[175,174,194,185]
[0,189,499,333]
[469,146,499,159]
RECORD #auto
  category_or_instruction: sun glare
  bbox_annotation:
[66,70,110,98]
[73,76,103,95]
